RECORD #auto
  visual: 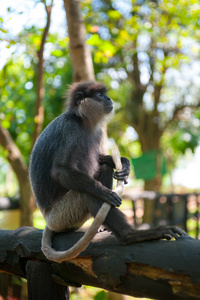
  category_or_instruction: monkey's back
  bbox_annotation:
[29,114,64,209]
[29,112,102,210]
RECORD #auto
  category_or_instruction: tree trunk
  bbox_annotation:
[137,128,163,223]
[63,0,111,153]
[63,0,95,82]
[32,2,53,148]
[0,124,34,226]
[26,261,68,300]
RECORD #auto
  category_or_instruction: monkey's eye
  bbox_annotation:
[96,91,103,97]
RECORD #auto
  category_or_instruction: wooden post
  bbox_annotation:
[26,261,69,300]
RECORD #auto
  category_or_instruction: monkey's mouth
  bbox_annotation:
[104,100,113,113]
[104,104,113,113]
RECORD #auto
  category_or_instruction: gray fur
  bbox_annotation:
[29,81,185,263]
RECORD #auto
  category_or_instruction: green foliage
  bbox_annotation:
[94,290,107,300]
[1,0,200,190]
[0,27,72,163]
[86,0,200,167]
[0,17,7,34]
[161,114,200,173]
[170,130,198,154]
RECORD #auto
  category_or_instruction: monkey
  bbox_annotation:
[29,81,186,263]
[41,145,124,263]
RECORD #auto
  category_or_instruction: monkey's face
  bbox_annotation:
[76,90,113,125]
[94,90,113,114]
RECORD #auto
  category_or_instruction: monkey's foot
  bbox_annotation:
[120,225,188,244]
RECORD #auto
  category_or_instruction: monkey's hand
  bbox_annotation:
[113,170,128,184]
[99,155,130,184]
[113,157,130,184]
[103,190,122,207]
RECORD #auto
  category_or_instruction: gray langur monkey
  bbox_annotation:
[29,81,186,263]
[41,145,123,263]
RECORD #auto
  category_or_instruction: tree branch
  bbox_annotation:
[0,227,200,299]
[32,0,53,148]
[164,102,200,131]
[0,124,34,226]
[0,123,27,184]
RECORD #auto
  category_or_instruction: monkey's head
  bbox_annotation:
[66,81,113,125]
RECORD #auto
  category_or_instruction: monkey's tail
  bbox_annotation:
[41,145,123,263]
[41,203,111,263]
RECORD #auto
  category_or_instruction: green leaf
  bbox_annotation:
[94,290,107,300]
[108,10,121,20]
[0,28,7,33]
[1,120,11,129]
[51,49,63,57]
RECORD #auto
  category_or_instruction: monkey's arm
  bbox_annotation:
[51,164,121,207]
[99,155,130,184]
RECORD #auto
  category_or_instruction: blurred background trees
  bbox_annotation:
[84,0,200,191]
[0,0,200,220]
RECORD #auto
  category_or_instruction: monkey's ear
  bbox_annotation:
[75,92,85,103]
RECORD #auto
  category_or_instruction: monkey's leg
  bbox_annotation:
[95,163,138,241]
[85,196,187,243]
[96,163,114,189]
[44,191,90,233]
[88,164,187,244]
[44,163,113,234]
